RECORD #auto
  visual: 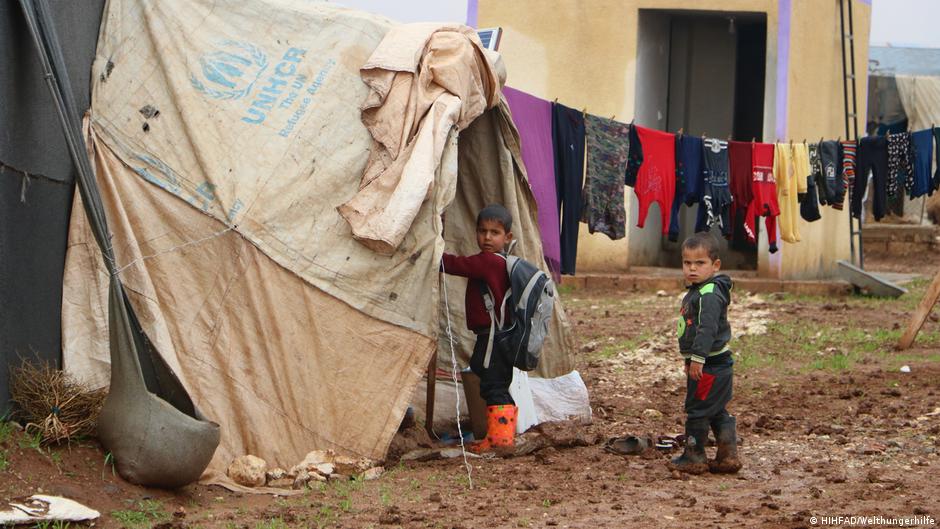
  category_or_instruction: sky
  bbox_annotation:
[330,0,940,50]
[869,0,940,48]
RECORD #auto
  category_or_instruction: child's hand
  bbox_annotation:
[688,361,704,381]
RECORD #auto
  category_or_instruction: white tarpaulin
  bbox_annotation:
[62,0,574,483]
[895,75,940,132]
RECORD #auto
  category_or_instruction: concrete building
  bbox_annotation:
[475,0,872,279]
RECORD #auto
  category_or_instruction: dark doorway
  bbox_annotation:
[634,10,767,270]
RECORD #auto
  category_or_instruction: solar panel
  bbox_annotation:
[477,27,502,51]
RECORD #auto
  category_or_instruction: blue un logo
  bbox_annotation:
[190,40,268,100]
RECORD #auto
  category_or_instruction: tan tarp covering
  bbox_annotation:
[895,75,940,132]
[61,0,573,482]
[338,24,500,254]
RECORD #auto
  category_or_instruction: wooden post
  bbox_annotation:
[898,268,940,350]
[425,350,437,439]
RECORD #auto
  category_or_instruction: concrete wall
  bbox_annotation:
[477,0,871,279]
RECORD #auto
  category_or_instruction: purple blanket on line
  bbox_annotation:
[503,86,561,278]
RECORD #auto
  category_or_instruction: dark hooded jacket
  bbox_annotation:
[677,274,733,364]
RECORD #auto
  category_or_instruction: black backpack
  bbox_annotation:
[479,252,555,371]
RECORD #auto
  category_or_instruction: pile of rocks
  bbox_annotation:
[227,450,384,489]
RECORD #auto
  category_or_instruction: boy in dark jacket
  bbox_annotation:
[441,204,516,453]
[670,232,742,474]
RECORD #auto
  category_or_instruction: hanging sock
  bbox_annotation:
[625,124,644,187]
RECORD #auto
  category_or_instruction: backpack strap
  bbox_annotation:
[478,253,511,369]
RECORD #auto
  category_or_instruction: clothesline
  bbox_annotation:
[504,86,940,276]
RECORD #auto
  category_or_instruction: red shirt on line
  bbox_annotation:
[442,252,511,332]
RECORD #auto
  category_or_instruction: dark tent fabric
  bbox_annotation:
[0,0,104,414]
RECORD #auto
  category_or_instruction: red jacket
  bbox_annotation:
[442,252,510,332]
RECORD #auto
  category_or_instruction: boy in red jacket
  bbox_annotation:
[442,204,517,454]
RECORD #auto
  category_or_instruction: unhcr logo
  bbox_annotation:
[189,40,268,100]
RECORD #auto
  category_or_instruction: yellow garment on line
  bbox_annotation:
[774,143,809,243]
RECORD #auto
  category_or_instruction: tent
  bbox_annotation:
[40,0,576,486]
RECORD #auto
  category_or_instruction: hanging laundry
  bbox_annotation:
[933,127,940,194]
[698,138,733,237]
[743,142,779,253]
[886,132,913,198]
[853,136,889,221]
[729,141,755,250]
[729,141,753,213]
[841,140,858,204]
[624,124,644,186]
[677,135,705,207]
[503,87,562,277]
[801,143,822,222]
[910,129,934,199]
[552,102,586,275]
[668,135,704,242]
[818,140,845,209]
[632,126,676,234]
[581,114,630,240]
[774,143,805,243]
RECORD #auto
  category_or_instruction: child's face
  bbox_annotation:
[476,219,512,253]
[682,246,720,284]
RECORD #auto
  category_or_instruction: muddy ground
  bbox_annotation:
[2,256,939,528]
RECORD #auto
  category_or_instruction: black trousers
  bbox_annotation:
[470,333,514,407]
[853,136,888,221]
[552,103,585,276]
[684,353,733,424]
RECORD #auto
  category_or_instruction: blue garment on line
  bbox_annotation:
[911,129,933,198]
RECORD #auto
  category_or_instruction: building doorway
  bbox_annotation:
[633,9,767,270]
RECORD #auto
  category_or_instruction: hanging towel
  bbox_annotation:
[504,87,562,276]
[581,114,629,240]
[552,102,585,275]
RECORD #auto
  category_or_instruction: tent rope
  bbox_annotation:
[440,257,473,490]
[111,226,235,277]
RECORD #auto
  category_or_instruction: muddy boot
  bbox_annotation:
[709,416,742,473]
[469,405,517,455]
[667,419,709,474]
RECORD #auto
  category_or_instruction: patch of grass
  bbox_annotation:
[338,498,352,512]
[595,333,652,359]
[254,518,288,529]
[103,452,116,476]
[556,284,575,296]
[807,352,855,372]
[0,450,9,472]
[18,430,43,452]
[541,499,552,508]
[0,418,14,445]
[112,500,169,529]
[111,509,150,528]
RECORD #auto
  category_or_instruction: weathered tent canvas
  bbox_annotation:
[61,0,573,482]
